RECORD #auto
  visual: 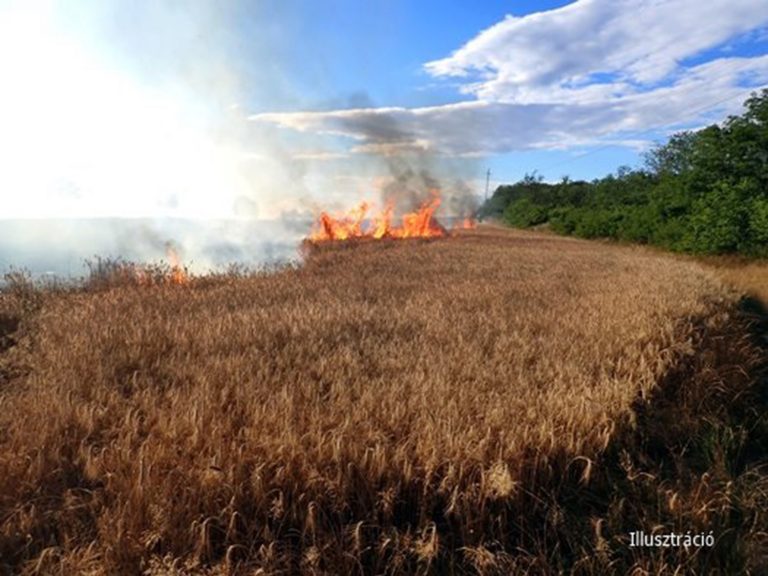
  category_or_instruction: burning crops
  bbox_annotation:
[85,244,189,288]
[308,192,474,242]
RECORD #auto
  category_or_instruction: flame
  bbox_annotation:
[371,203,393,239]
[453,217,477,230]
[166,245,189,285]
[309,196,446,242]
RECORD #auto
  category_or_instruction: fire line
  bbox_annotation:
[308,194,475,242]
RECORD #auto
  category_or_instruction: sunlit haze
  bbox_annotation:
[1,0,767,273]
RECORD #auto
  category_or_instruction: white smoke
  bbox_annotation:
[0,1,482,278]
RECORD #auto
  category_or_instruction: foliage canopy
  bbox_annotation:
[481,89,768,255]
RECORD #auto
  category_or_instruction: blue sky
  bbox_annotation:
[1,0,768,219]
[232,1,577,111]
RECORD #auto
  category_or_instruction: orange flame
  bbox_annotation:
[453,217,476,230]
[165,245,189,285]
[309,196,447,242]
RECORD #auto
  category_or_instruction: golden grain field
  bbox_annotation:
[0,227,765,575]
[705,260,768,305]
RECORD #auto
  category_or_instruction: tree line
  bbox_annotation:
[480,89,768,255]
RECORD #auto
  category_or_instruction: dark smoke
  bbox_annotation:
[329,94,482,217]
[379,147,481,219]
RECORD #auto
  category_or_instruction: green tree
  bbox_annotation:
[685,182,749,253]
[504,198,549,227]
[748,196,768,251]
[644,131,698,176]
[478,90,768,256]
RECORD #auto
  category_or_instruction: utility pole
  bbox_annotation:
[477,168,491,223]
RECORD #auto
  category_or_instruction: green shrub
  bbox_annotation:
[549,206,578,235]
[684,182,749,253]
[573,209,622,239]
[748,196,768,248]
[503,198,549,228]
[616,206,655,243]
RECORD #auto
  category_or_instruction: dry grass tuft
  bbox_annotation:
[0,228,765,574]
[701,256,768,305]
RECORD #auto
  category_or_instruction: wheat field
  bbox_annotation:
[0,227,765,575]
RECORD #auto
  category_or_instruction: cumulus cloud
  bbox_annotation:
[425,0,768,101]
[254,0,768,158]
[252,56,768,156]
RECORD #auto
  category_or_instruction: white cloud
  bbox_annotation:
[254,0,768,159]
[425,0,768,103]
[252,55,768,157]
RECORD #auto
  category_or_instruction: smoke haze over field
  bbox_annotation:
[2,1,766,275]
[0,1,483,275]
[0,219,308,279]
